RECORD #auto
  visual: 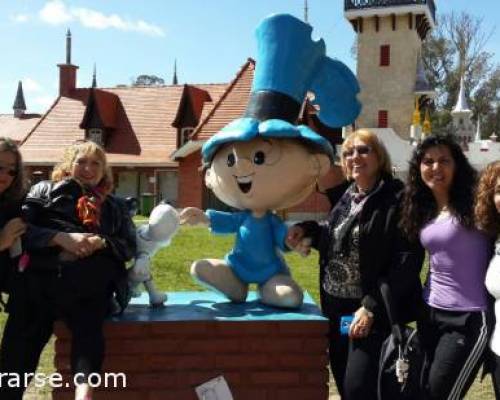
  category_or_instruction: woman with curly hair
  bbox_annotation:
[0,141,136,400]
[0,137,27,294]
[400,134,491,400]
[480,161,500,397]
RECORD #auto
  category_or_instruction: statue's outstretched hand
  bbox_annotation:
[179,207,209,226]
[286,225,312,257]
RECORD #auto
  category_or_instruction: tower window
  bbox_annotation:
[378,110,388,128]
[380,45,390,66]
[87,128,104,145]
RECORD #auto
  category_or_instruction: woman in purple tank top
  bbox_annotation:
[400,135,491,400]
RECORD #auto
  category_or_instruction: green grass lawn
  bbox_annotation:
[0,225,493,398]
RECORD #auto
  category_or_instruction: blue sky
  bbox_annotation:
[0,0,499,114]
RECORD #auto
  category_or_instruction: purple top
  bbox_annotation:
[420,215,490,311]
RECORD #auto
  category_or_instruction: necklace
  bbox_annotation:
[436,204,451,221]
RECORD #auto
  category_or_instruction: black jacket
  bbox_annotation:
[0,199,22,293]
[22,179,136,273]
[301,175,425,324]
[22,179,136,293]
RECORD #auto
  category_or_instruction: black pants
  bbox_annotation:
[0,266,113,399]
[418,304,489,400]
[322,295,388,400]
[490,352,500,399]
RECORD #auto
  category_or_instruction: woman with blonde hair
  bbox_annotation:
[287,129,423,399]
[0,140,136,400]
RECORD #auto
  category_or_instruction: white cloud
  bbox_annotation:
[134,20,165,37]
[10,14,31,23]
[37,0,165,37]
[39,0,73,25]
[22,78,43,93]
[33,95,56,109]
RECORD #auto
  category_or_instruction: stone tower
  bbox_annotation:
[344,0,436,138]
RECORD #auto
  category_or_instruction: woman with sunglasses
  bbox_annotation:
[0,141,136,400]
[400,134,490,400]
[0,137,27,295]
[287,129,423,399]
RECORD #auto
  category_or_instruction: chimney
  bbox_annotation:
[57,29,79,97]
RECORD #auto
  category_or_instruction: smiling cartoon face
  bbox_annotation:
[205,137,330,212]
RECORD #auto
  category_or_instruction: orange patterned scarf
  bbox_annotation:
[76,183,106,232]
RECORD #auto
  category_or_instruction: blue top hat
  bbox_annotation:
[202,13,361,163]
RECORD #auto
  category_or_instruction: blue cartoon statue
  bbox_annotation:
[180,14,360,308]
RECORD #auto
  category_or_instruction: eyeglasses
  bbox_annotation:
[0,165,17,177]
[342,145,372,159]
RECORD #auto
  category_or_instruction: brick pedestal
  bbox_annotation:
[53,291,329,400]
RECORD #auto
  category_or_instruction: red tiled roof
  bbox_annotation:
[193,59,254,141]
[174,58,341,158]
[191,84,227,125]
[20,83,226,167]
[80,89,120,129]
[172,85,213,128]
[0,114,42,143]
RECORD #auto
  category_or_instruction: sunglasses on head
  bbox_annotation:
[342,145,372,158]
[0,165,17,177]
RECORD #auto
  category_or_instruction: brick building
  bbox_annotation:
[14,31,341,216]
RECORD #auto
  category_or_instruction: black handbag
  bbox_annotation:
[377,280,425,400]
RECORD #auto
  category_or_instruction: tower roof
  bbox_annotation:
[92,63,97,88]
[13,81,27,111]
[344,0,436,37]
[172,59,178,85]
[414,56,435,96]
[452,76,471,114]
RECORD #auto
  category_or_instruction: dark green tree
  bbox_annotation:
[422,11,498,137]
[132,74,165,86]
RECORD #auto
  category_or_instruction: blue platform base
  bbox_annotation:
[115,291,327,322]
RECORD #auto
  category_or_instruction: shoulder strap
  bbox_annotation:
[379,279,404,345]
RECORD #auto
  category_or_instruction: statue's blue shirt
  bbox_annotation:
[206,210,289,284]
